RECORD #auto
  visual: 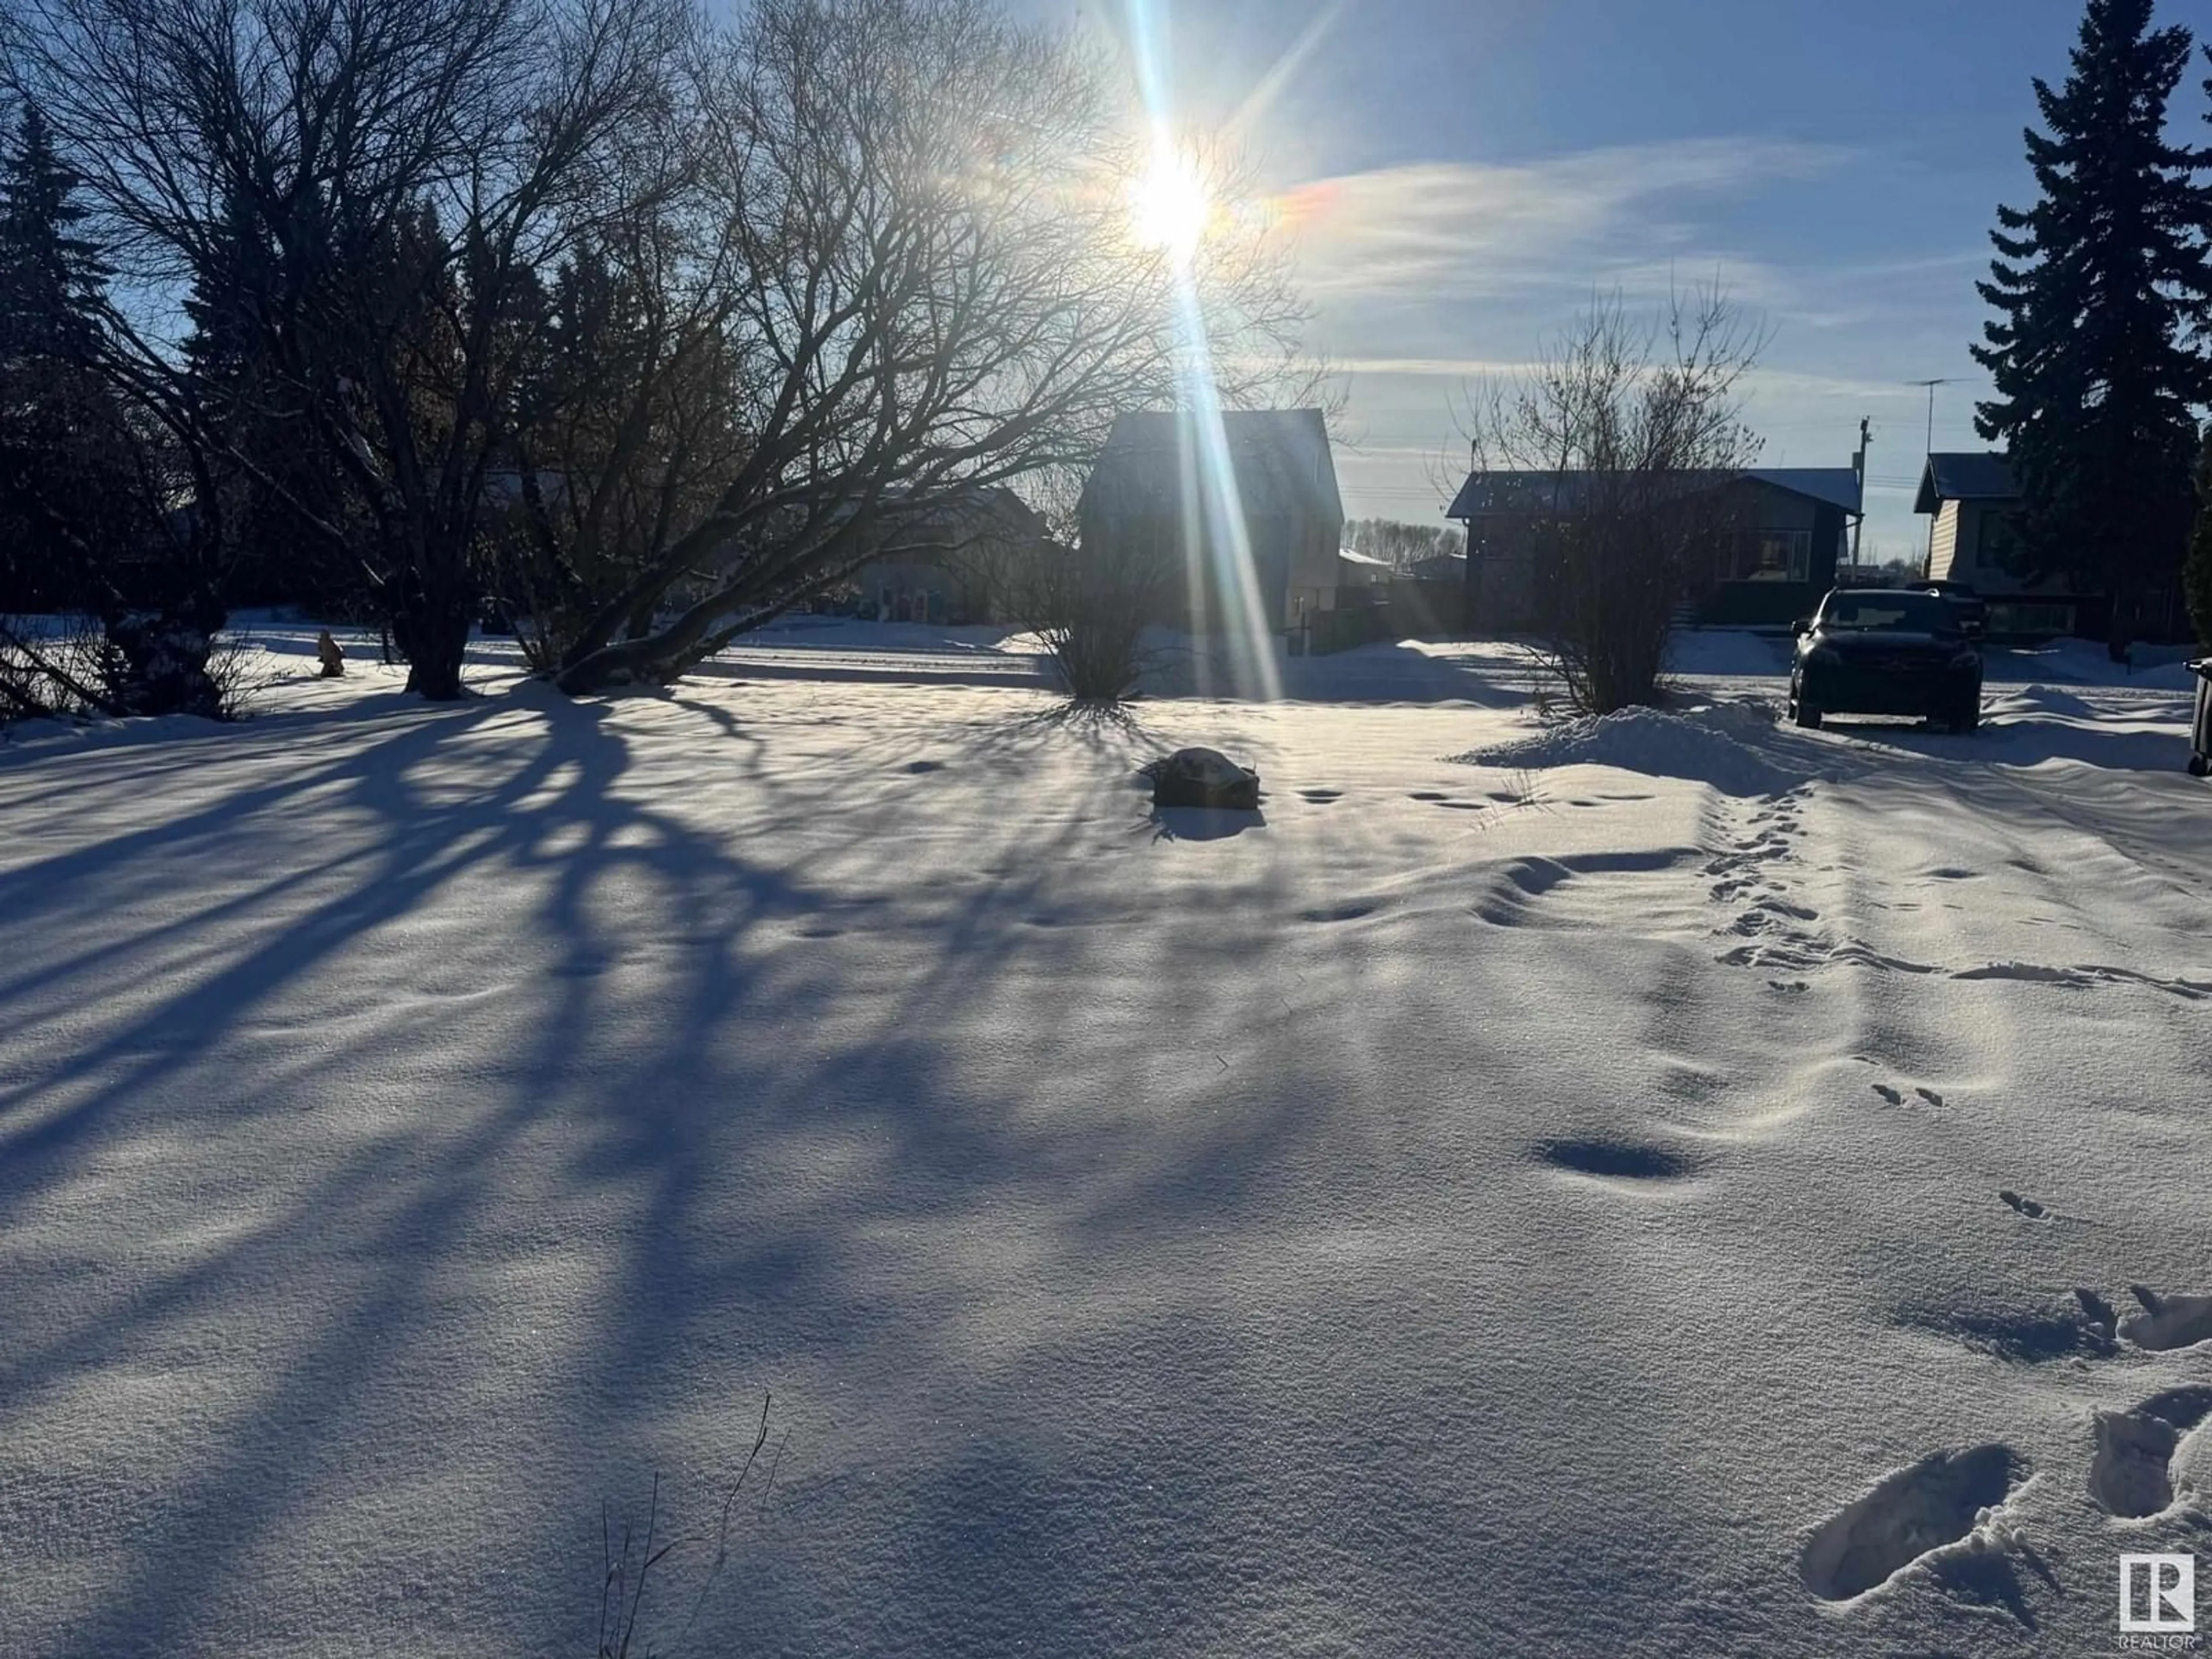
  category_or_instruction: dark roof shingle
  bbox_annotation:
[1445,467,1861,519]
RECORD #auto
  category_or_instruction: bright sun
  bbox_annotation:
[1128,144,1210,266]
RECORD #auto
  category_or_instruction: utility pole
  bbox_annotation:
[1851,416,1870,569]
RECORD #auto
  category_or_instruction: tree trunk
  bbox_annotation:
[2105,571,2138,658]
[396,601,472,699]
[555,616,711,694]
[391,562,472,699]
[387,532,476,700]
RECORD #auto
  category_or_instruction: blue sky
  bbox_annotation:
[1011,0,2167,558]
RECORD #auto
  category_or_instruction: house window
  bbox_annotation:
[1726,529,1810,583]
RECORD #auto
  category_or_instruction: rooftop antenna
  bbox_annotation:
[1906,378,1957,462]
[1907,380,1958,576]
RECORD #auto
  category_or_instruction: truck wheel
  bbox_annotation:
[1953,704,1980,734]
[2191,754,2210,778]
[1791,698,1821,730]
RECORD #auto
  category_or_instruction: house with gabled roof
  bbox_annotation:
[1913,452,2089,639]
[1079,409,1345,632]
[1915,450,2202,642]
[1445,465,1862,630]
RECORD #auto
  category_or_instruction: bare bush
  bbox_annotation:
[1024,536,1177,703]
[0,614,107,721]
[1460,289,1766,715]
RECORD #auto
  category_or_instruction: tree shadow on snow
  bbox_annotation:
[0,676,1370,1656]
[0,687,889,1653]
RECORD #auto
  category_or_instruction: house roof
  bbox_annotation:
[1338,547,1393,569]
[1446,467,1862,520]
[870,484,1047,559]
[1082,408,1344,527]
[1743,468,1863,514]
[1913,452,2017,513]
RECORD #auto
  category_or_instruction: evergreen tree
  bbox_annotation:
[1972,0,2208,643]
[0,103,108,364]
[0,102,121,613]
[0,104,230,715]
[182,191,270,389]
[179,190,338,610]
[2188,433,2212,646]
[2184,47,2212,651]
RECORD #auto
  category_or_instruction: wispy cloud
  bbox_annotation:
[1323,362,1972,403]
[1278,138,1846,304]
[1328,356,1539,378]
[1272,137,1993,548]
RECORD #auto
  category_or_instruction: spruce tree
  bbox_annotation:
[0,103,107,365]
[0,104,230,715]
[1973,0,2208,644]
[2188,433,2212,647]
[2185,47,2212,651]
[0,103,118,613]
[183,191,269,391]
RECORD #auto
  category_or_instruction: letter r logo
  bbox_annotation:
[2120,1553,2196,1633]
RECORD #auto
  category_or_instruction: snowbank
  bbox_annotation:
[1993,684,2097,719]
[1447,702,1810,797]
[1996,637,2202,691]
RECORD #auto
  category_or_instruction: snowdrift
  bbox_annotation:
[1447,702,1815,797]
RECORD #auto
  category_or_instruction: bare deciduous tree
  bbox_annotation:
[548,0,1313,695]
[3,0,697,699]
[6,0,1316,704]
[1459,289,1766,715]
[495,217,750,672]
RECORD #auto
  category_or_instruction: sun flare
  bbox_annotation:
[1128,143,1210,265]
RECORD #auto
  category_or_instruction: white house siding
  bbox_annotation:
[1927,502,1964,581]
[1925,499,2077,625]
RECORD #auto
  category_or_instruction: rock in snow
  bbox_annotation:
[1145,746,1262,809]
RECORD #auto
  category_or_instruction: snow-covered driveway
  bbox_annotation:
[1,662,2207,1657]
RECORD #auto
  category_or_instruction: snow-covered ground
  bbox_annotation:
[2,637,2210,1657]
